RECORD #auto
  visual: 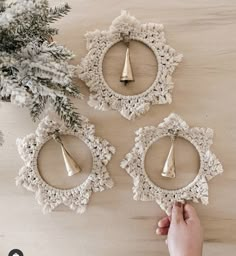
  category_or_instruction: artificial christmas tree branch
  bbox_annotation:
[0,0,81,130]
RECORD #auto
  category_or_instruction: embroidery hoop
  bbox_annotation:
[121,113,223,214]
[79,10,183,120]
[16,115,115,214]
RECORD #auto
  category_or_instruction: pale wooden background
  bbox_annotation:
[0,0,236,255]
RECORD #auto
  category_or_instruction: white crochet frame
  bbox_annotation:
[16,116,115,214]
[79,10,183,120]
[121,113,223,214]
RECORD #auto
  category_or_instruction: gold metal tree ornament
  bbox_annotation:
[120,34,134,85]
[53,132,81,177]
[161,135,176,179]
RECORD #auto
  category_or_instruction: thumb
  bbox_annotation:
[171,202,184,224]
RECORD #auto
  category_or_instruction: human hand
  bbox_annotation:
[156,202,203,256]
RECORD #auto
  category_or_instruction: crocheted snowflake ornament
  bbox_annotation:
[16,116,115,214]
[79,10,182,120]
[121,113,223,214]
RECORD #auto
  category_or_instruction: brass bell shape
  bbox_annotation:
[120,42,134,85]
[53,134,81,176]
[161,136,176,178]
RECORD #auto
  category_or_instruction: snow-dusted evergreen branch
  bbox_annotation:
[0,0,81,130]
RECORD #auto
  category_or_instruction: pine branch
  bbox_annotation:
[45,42,75,61]
[38,79,80,98]
[52,96,81,131]
[0,95,10,102]
[0,0,6,13]
[47,3,71,23]
[0,1,71,52]
[64,84,81,97]
[29,95,48,121]
[0,1,82,130]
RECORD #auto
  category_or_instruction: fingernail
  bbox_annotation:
[175,202,182,207]
[156,228,161,235]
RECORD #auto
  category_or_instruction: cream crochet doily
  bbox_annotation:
[79,10,183,120]
[16,116,115,214]
[121,113,223,214]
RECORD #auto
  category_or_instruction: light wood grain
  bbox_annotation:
[1,0,236,255]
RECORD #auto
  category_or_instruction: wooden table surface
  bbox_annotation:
[1,0,236,255]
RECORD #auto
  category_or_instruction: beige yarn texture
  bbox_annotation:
[16,116,115,214]
[79,10,182,120]
[121,113,223,214]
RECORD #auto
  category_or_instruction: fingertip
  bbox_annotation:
[175,201,183,208]
[172,201,183,213]
[156,227,169,236]
[172,201,183,212]
[171,201,184,223]
[158,216,170,228]
[157,220,163,227]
